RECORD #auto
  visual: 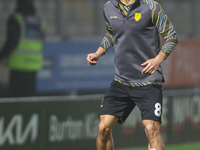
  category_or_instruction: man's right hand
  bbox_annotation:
[87,53,100,66]
[87,47,106,66]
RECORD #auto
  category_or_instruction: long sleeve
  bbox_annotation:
[100,10,114,53]
[0,16,20,61]
[151,1,178,58]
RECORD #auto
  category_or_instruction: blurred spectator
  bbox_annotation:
[0,0,45,97]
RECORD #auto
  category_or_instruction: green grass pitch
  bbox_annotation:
[115,142,200,150]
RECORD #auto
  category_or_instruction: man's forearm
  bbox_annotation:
[95,47,106,58]
[155,52,166,64]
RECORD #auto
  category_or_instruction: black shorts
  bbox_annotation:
[99,80,163,124]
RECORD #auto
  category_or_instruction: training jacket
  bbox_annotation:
[100,0,178,84]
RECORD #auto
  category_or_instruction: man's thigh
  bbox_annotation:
[100,81,136,124]
[130,84,163,123]
[99,115,119,129]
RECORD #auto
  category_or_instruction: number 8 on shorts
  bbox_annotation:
[154,103,162,117]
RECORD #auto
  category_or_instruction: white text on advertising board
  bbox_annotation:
[0,114,39,146]
[49,112,99,141]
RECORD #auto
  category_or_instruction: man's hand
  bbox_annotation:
[87,53,100,66]
[86,47,105,66]
[141,52,166,75]
[141,58,161,74]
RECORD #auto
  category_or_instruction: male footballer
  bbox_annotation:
[87,0,178,150]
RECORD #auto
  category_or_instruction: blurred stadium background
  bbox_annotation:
[0,0,200,150]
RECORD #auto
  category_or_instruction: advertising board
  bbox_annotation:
[0,92,200,150]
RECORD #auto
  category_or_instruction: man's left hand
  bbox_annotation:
[141,52,166,75]
[141,58,160,75]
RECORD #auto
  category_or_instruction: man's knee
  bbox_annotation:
[98,122,113,140]
[97,115,118,140]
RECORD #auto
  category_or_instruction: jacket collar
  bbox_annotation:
[110,0,141,7]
